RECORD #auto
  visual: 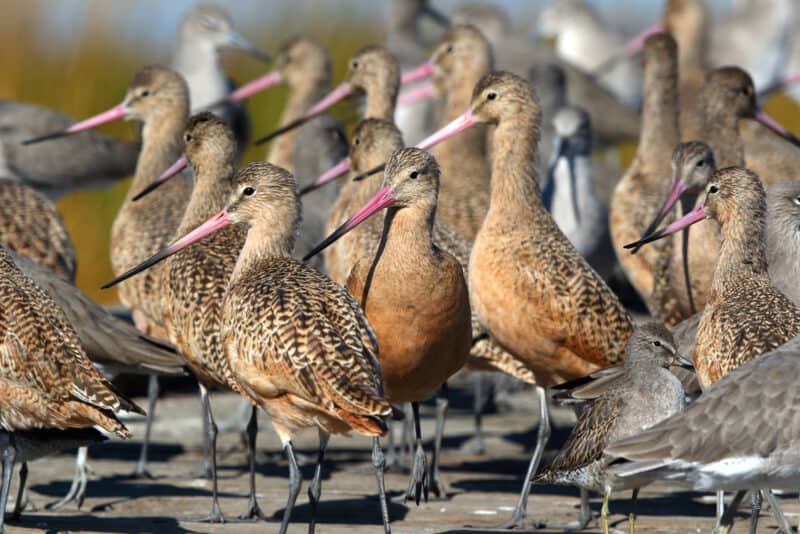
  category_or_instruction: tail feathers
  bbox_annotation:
[101,378,146,416]
[337,410,389,437]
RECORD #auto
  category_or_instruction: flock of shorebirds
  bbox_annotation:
[3,0,800,532]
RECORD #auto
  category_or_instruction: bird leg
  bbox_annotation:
[429,383,449,499]
[195,386,213,480]
[372,437,391,534]
[577,488,592,529]
[402,403,414,466]
[600,490,610,534]
[131,374,159,479]
[10,463,27,520]
[278,440,302,534]
[47,446,90,510]
[495,385,550,529]
[763,490,792,534]
[713,490,746,534]
[748,489,761,534]
[461,372,488,455]
[308,430,330,534]
[403,402,429,505]
[192,383,224,523]
[238,405,267,521]
[0,434,16,533]
[716,490,725,523]
[628,488,639,534]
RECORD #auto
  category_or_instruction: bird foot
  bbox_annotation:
[47,461,91,510]
[127,463,156,480]
[187,506,226,524]
[402,443,428,505]
[189,463,214,480]
[238,497,268,522]
[429,471,448,500]
[482,510,544,530]
[459,435,487,456]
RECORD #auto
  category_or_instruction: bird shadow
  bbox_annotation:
[270,494,409,526]
[8,513,197,533]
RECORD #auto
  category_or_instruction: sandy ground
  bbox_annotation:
[5,383,798,533]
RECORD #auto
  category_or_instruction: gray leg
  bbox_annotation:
[462,372,487,455]
[10,463,27,520]
[197,386,213,480]
[496,386,550,529]
[577,488,592,529]
[308,430,330,534]
[238,405,266,521]
[402,403,413,466]
[716,490,725,523]
[749,489,761,534]
[430,383,449,499]
[372,437,391,534]
[132,374,158,479]
[384,422,400,469]
[48,446,89,510]
[194,383,224,523]
[403,402,429,505]
[763,490,793,534]
[0,434,16,533]
[714,490,747,534]
[278,440,302,534]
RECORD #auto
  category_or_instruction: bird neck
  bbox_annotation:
[712,207,770,294]
[376,202,437,268]
[702,110,744,168]
[638,52,679,177]
[363,81,398,121]
[177,160,235,234]
[232,219,298,281]
[171,37,226,109]
[487,115,543,222]
[268,71,332,171]
[130,113,188,201]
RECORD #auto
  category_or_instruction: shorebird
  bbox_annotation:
[610,34,682,326]
[428,24,492,240]
[542,106,612,280]
[607,336,800,533]
[627,167,800,389]
[306,148,471,503]
[536,0,642,107]
[105,161,394,534]
[766,180,800,306]
[536,322,688,532]
[0,181,75,282]
[0,245,141,531]
[171,3,270,150]
[414,70,633,528]
[387,0,448,144]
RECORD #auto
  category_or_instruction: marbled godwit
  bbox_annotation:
[118,113,253,522]
[628,167,800,389]
[428,24,492,240]
[0,101,139,197]
[766,180,800,306]
[388,0,448,144]
[537,322,688,531]
[607,336,800,533]
[542,106,612,280]
[416,70,633,527]
[610,34,682,326]
[0,181,75,282]
[171,3,270,150]
[105,161,393,534]
[305,148,471,503]
[537,0,642,107]
[0,245,141,531]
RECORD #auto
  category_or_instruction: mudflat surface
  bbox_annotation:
[7,384,797,533]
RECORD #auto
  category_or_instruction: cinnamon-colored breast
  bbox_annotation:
[472,214,632,384]
[0,181,76,282]
[348,249,472,403]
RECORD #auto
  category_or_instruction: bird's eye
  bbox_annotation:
[709,185,719,194]
[354,138,361,146]
[740,86,751,97]
[140,90,150,97]
[793,196,800,206]
[653,340,662,347]
[410,171,419,179]
[446,45,454,53]
[696,160,705,167]
[351,61,359,69]
[243,186,255,196]
[185,134,193,142]
[487,92,497,100]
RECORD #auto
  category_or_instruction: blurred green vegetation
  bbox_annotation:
[1,1,380,304]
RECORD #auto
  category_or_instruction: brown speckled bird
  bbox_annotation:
[103,161,393,534]
[627,167,800,390]
[307,148,473,503]
[610,33,682,326]
[536,322,688,532]
[0,246,141,530]
[418,70,633,529]
[429,24,492,240]
[0,181,75,282]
